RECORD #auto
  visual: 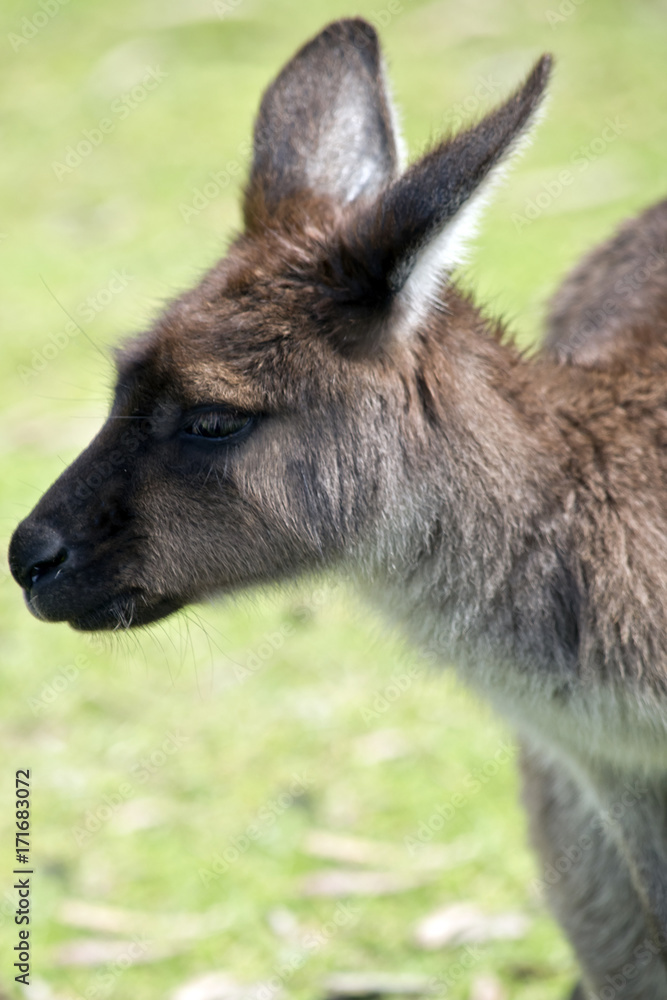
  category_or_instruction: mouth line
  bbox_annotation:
[23,590,48,621]
[69,593,182,631]
[25,586,184,631]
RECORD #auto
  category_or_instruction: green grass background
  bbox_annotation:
[1,0,666,997]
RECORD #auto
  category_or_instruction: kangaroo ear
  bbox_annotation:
[243,19,402,227]
[326,54,552,351]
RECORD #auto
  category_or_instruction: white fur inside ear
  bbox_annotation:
[341,62,407,203]
[382,59,408,172]
[396,103,546,337]
[398,184,492,331]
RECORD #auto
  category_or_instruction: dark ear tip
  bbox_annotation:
[329,16,378,38]
[512,53,552,120]
[320,17,380,52]
[531,53,554,89]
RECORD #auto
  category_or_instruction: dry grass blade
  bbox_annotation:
[414,903,531,949]
[170,972,272,1000]
[301,869,431,897]
[58,899,230,941]
[470,974,507,1000]
[54,937,173,967]
[303,829,476,873]
[323,971,437,998]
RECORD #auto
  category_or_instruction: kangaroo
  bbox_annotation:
[9,19,667,998]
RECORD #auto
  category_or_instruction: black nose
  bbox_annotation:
[8,522,70,592]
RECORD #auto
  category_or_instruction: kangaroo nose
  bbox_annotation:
[8,522,70,592]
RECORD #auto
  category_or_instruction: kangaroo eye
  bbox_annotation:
[182,410,254,441]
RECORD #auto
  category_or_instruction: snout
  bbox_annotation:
[9,520,72,621]
[7,417,190,630]
[9,513,182,631]
[9,521,69,592]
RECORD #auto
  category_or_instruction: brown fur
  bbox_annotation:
[545,198,667,366]
[9,19,667,996]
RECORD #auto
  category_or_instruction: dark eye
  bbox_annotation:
[181,410,255,442]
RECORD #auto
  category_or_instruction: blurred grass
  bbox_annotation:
[1,0,666,997]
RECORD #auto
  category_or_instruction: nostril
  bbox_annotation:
[29,547,69,587]
[8,522,70,592]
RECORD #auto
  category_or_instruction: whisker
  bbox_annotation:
[39,276,108,361]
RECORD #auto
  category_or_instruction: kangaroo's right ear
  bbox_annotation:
[318,53,552,355]
[243,18,402,228]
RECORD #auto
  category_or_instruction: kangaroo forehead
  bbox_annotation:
[113,330,270,411]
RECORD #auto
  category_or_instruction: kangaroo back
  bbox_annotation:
[544,199,667,365]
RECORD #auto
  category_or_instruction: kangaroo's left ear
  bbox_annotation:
[244,18,403,227]
[324,54,552,352]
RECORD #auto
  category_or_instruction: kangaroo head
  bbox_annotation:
[8,19,550,631]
